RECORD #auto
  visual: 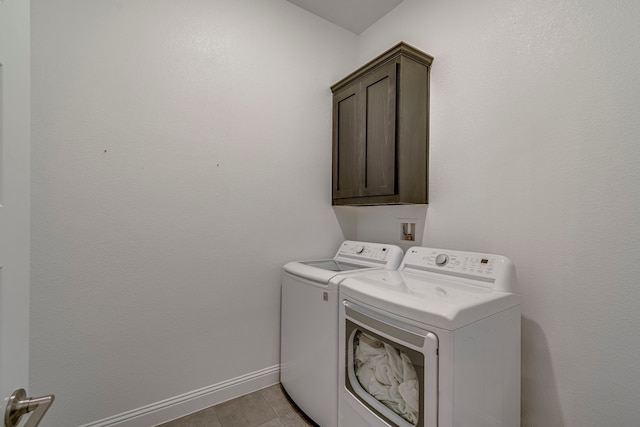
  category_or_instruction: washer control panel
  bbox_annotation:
[336,241,404,266]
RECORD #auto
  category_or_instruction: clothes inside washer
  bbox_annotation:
[354,331,419,425]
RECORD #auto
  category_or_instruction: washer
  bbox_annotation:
[281,241,404,427]
[338,246,521,427]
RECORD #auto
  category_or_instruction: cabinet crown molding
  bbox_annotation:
[331,41,433,93]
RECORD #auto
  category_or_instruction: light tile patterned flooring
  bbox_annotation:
[156,384,317,427]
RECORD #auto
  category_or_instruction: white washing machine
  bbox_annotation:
[281,241,404,427]
[338,246,521,427]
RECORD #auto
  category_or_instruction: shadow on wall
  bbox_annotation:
[333,206,358,240]
[333,205,428,249]
[521,317,565,427]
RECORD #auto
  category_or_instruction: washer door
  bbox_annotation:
[344,302,438,427]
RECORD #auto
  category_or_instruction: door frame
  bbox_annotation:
[0,0,32,413]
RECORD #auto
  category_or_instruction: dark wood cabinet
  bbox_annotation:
[331,42,433,205]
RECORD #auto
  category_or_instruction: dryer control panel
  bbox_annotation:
[400,246,518,293]
[431,251,497,276]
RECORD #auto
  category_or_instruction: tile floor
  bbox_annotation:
[156,384,317,427]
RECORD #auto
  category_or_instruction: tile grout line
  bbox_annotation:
[258,388,279,427]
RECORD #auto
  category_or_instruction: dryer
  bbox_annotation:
[338,246,521,427]
[281,241,403,427]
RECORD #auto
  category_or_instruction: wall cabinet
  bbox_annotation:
[331,42,433,205]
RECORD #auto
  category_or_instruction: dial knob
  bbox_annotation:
[355,245,365,254]
[435,254,449,266]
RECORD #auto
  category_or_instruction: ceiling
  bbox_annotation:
[286,0,404,34]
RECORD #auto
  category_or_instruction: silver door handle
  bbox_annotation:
[4,389,55,427]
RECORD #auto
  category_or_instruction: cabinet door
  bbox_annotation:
[360,61,397,198]
[332,61,397,201]
[333,83,363,199]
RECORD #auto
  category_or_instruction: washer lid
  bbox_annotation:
[340,270,521,330]
[283,260,376,284]
[282,241,404,284]
[301,259,368,272]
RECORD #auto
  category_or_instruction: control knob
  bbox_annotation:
[435,254,449,266]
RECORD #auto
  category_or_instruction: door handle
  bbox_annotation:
[4,388,55,427]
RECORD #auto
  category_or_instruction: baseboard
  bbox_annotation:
[78,365,281,427]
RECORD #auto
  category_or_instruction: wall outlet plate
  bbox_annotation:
[400,221,416,241]
[397,217,424,245]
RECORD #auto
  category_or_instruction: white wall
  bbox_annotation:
[30,1,357,425]
[354,0,640,426]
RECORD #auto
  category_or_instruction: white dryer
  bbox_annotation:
[338,246,521,427]
[281,241,404,427]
